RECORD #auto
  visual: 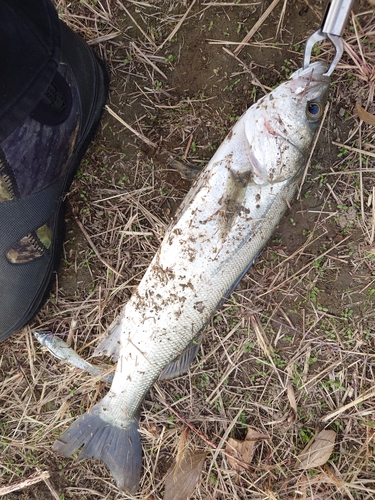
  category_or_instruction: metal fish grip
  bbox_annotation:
[303,0,355,76]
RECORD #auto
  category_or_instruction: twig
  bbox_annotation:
[206,406,245,483]
[276,0,288,37]
[207,39,284,50]
[74,215,124,278]
[105,105,157,148]
[251,314,285,387]
[183,134,194,159]
[222,46,270,94]
[234,0,280,55]
[321,168,375,175]
[303,0,322,19]
[203,2,261,5]
[371,186,375,245]
[44,477,60,500]
[131,42,168,80]
[0,470,50,496]
[297,101,330,199]
[321,388,375,423]
[157,0,197,52]
[117,1,156,48]
[332,140,375,159]
[359,127,365,223]
[87,31,121,45]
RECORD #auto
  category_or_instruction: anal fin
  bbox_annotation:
[159,334,202,380]
[93,322,122,361]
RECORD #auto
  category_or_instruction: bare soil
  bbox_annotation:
[1,1,375,499]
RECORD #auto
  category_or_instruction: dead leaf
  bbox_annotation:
[225,428,269,472]
[296,430,336,470]
[174,428,189,481]
[356,102,375,125]
[164,449,206,500]
[226,437,254,472]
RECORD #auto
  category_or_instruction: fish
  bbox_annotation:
[52,62,330,493]
[34,331,114,384]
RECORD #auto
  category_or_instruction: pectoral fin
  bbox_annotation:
[159,334,202,380]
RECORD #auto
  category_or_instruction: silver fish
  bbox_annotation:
[53,62,330,492]
[34,331,114,384]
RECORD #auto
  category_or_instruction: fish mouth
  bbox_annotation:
[287,62,330,114]
[290,61,330,83]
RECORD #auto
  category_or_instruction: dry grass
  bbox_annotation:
[1,1,375,499]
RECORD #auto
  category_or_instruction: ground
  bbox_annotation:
[1,1,375,499]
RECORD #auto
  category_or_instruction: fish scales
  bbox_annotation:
[106,180,296,418]
[94,135,293,418]
[53,62,330,493]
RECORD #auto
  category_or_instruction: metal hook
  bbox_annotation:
[303,0,355,76]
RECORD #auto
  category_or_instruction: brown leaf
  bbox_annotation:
[226,437,255,472]
[356,102,375,125]
[296,430,336,470]
[174,428,189,481]
[225,428,269,472]
[164,450,206,500]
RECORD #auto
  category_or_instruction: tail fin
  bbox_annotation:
[52,403,142,493]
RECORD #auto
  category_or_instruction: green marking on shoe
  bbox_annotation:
[36,224,53,249]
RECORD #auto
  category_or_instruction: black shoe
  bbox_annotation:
[0,22,108,342]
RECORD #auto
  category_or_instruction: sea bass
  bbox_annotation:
[53,62,330,492]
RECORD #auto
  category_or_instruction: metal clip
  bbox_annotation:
[303,0,355,76]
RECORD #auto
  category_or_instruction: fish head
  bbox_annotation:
[34,330,51,346]
[33,330,69,361]
[244,61,330,185]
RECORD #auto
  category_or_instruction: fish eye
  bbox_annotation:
[307,101,323,118]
